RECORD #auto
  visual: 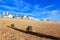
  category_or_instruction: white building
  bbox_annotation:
[8,14,13,18]
[3,12,9,18]
[3,12,13,18]
[26,16,40,21]
[22,15,40,21]
[23,16,28,20]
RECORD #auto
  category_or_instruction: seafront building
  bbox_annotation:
[0,12,40,21]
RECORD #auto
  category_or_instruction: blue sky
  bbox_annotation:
[0,0,60,21]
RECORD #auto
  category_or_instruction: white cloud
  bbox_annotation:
[12,0,31,7]
[11,0,31,13]
[48,10,60,16]
[0,0,5,3]
[0,5,19,12]
[41,10,60,21]
[44,5,54,8]
[0,5,16,9]
[0,10,17,13]
[34,5,40,9]
[0,0,31,14]
[31,5,47,16]
[12,0,20,6]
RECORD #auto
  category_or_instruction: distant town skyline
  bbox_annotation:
[0,0,60,22]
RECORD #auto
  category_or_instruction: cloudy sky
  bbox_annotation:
[0,0,60,21]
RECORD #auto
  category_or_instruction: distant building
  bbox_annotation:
[27,15,31,20]
[22,15,40,20]
[22,15,32,20]
[21,15,24,19]
[28,17,40,21]
[2,12,13,18]
[3,12,9,18]
[23,16,28,20]
[14,14,21,19]
[8,14,13,18]
[0,15,2,18]
[2,12,40,20]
